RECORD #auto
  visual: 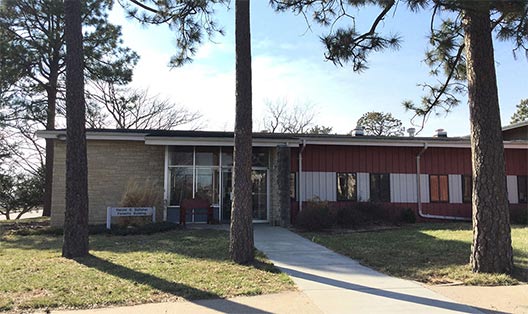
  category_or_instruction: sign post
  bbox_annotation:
[106,207,156,229]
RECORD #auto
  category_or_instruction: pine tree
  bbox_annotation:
[62,0,89,258]
[356,112,404,136]
[510,99,528,123]
[230,0,254,264]
[0,0,138,217]
[121,0,254,263]
[272,0,528,274]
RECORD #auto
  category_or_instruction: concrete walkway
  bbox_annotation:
[254,225,483,314]
[53,291,321,314]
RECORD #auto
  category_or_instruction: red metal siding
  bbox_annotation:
[297,144,526,176]
[300,145,420,173]
[292,144,526,177]
[505,149,528,175]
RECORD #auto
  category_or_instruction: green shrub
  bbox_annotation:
[401,208,417,223]
[510,206,527,225]
[295,199,336,231]
[336,203,408,227]
[336,206,369,227]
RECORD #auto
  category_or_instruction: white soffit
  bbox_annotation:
[35,130,147,141]
[144,136,299,147]
[300,137,528,149]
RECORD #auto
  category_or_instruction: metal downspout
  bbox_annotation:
[416,143,470,221]
[299,139,307,212]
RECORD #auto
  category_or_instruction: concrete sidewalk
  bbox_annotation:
[53,291,321,314]
[254,225,484,314]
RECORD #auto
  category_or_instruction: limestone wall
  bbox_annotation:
[269,145,291,226]
[51,140,165,227]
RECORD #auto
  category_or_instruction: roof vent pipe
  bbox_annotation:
[434,129,447,137]
[407,128,416,137]
[352,126,364,136]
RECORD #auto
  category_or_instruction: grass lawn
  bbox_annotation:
[304,223,527,286]
[0,228,293,312]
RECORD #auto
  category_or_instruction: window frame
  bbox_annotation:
[518,175,528,204]
[369,173,390,202]
[462,174,472,203]
[336,172,358,201]
[429,174,449,203]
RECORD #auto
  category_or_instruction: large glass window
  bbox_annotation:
[195,168,219,204]
[168,146,272,217]
[169,147,193,165]
[370,173,390,202]
[221,148,233,167]
[430,175,449,202]
[169,168,193,206]
[252,148,269,167]
[337,173,357,201]
[195,147,219,166]
[462,175,472,203]
[518,176,528,204]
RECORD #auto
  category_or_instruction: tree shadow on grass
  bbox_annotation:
[1,229,286,276]
[300,225,528,283]
[77,254,272,313]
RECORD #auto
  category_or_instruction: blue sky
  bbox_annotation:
[108,2,527,136]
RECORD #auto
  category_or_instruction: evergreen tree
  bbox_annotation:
[356,112,404,136]
[121,0,254,263]
[272,0,528,274]
[62,0,89,258]
[510,99,528,123]
[0,0,138,217]
[308,125,333,134]
[230,0,254,264]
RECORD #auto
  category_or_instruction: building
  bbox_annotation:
[37,123,528,227]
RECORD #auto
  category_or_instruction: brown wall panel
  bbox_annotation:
[298,144,525,176]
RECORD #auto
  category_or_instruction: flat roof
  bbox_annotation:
[36,129,528,149]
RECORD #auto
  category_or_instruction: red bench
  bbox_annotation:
[180,198,214,226]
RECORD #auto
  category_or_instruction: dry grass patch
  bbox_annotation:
[304,223,527,285]
[0,229,293,312]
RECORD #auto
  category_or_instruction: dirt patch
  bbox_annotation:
[428,284,528,314]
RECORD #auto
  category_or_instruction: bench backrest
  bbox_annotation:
[181,198,212,210]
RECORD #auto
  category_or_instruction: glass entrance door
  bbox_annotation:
[252,169,268,221]
[221,168,232,222]
[219,169,269,222]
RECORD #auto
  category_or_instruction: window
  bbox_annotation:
[195,168,219,204]
[195,147,219,166]
[430,175,449,202]
[169,146,193,165]
[337,173,357,201]
[370,173,390,202]
[169,168,193,206]
[462,175,472,203]
[252,148,269,167]
[518,176,528,204]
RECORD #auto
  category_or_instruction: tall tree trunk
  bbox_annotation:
[62,0,89,258]
[43,77,57,217]
[230,0,254,264]
[463,7,513,274]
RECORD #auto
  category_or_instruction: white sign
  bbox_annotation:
[106,207,156,229]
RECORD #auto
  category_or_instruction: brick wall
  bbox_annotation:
[51,140,165,227]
